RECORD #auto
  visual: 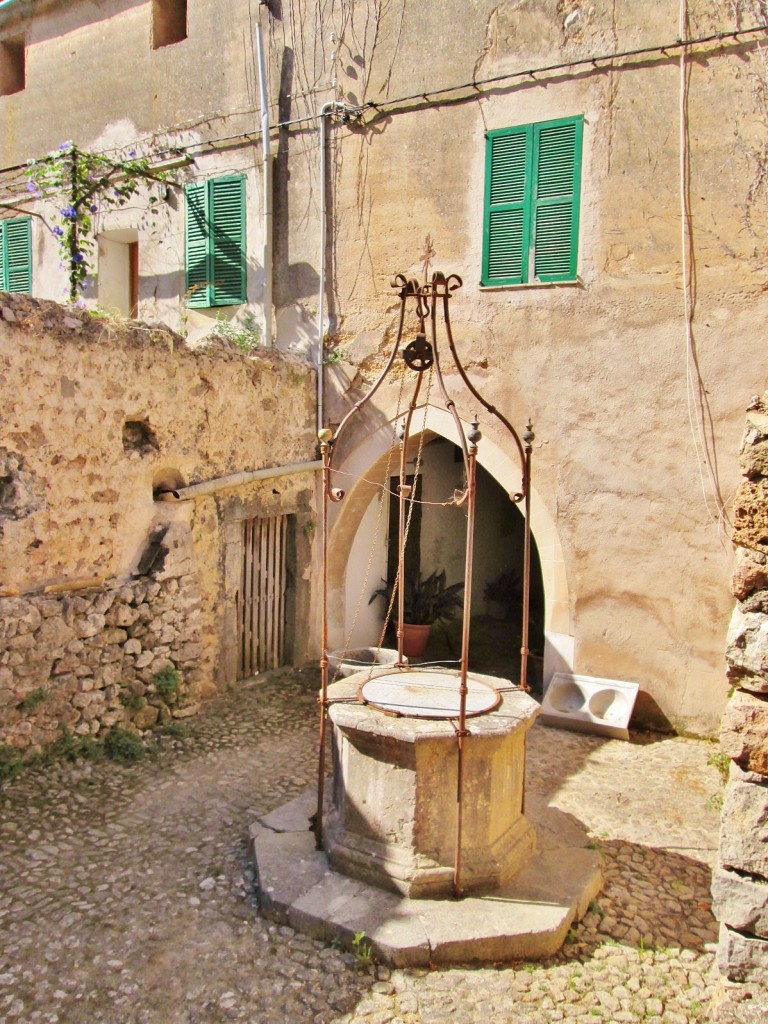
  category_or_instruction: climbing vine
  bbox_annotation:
[24,143,172,303]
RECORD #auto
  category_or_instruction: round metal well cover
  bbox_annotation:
[360,669,500,719]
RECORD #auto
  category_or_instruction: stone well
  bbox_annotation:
[323,669,539,897]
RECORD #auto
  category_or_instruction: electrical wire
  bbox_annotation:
[678,1,733,536]
[0,19,767,184]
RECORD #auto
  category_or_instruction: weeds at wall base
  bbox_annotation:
[0,719,195,783]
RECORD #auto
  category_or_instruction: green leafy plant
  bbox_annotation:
[119,691,146,712]
[350,930,374,969]
[707,747,731,784]
[16,687,49,713]
[369,569,464,626]
[483,567,524,618]
[322,346,346,365]
[212,311,262,352]
[153,665,181,704]
[103,726,145,763]
[47,727,103,763]
[155,721,189,739]
[0,743,24,782]
[25,142,173,302]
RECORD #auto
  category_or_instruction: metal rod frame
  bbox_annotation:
[314,271,534,896]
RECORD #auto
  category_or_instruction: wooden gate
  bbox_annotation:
[238,514,288,678]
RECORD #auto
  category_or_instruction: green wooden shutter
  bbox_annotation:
[482,126,531,286]
[185,177,246,308]
[210,176,246,306]
[185,182,211,307]
[531,117,582,283]
[1,217,32,294]
[482,116,582,286]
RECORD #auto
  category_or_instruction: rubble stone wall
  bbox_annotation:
[0,294,319,755]
[0,569,202,754]
[714,387,768,999]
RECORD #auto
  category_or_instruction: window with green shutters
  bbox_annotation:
[0,217,32,294]
[482,116,583,287]
[185,176,246,307]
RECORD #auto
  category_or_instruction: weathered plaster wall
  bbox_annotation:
[0,291,318,750]
[274,1,768,735]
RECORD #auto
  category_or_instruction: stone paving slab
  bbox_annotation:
[252,787,602,966]
[0,666,744,1023]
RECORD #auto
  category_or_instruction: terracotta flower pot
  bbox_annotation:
[401,622,431,658]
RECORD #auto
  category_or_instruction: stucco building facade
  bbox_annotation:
[2,0,768,735]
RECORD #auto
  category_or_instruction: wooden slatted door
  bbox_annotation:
[238,514,288,678]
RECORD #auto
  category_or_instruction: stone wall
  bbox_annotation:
[0,569,201,754]
[0,293,319,755]
[712,387,768,1016]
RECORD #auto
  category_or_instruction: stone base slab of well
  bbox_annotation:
[250,788,602,967]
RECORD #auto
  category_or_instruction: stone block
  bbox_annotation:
[74,613,106,639]
[18,605,42,632]
[719,766,768,877]
[717,922,768,983]
[732,549,768,600]
[721,689,768,775]
[98,662,123,687]
[106,603,139,628]
[92,591,116,615]
[726,607,768,689]
[739,409,768,479]
[133,704,159,729]
[101,628,128,645]
[712,866,768,938]
[732,479,768,551]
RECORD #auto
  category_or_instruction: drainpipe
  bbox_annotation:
[160,460,323,502]
[317,101,354,433]
[256,17,273,346]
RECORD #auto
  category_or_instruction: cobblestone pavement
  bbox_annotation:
[0,668,727,1024]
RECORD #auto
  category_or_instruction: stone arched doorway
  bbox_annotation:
[326,406,573,688]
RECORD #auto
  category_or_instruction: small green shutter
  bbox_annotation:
[185,176,246,307]
[482,116,582,286]
[1,217,32,294]
[483,127,531,286]
[185,182,210,307]
[210,176,246,306]
[532,118,582,282]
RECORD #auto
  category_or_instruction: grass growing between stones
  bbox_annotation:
[154,665,182,704]
[16,687,50,713]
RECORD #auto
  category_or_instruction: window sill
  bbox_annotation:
[478,277,585,292]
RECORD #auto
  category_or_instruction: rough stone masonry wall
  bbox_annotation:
[0,293,317,755]
[712,386,768,1009]
[0,571,201,754]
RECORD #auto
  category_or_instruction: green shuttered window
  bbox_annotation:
[0,217,32,294]
[482,116,583,287]
[185,176,246,307]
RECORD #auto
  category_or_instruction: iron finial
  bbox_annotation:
[523,419,535,445]
[468,416,482,446]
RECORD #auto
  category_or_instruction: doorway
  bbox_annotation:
[237,514,290,677]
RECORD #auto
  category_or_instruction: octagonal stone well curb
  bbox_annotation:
[250,786,602,967]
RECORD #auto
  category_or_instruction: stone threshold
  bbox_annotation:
[249,788,603,967]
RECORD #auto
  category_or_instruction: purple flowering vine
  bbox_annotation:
[24,141,173,303]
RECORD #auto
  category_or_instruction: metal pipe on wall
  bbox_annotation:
[317,101,355,433]
[255,17,273,346]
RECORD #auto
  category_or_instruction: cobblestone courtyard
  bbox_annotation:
[1,668,725,1024]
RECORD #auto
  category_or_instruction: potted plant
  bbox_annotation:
[369,569,465,658]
